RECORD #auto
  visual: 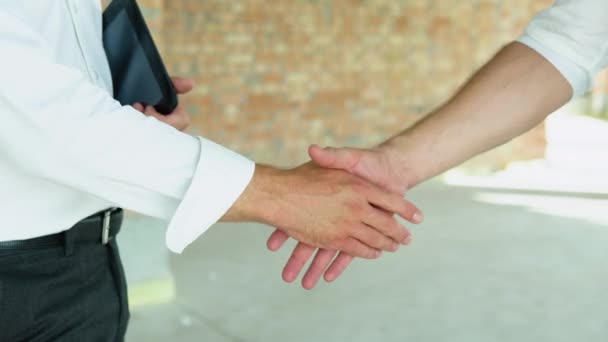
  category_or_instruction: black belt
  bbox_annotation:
[0,208,123,250]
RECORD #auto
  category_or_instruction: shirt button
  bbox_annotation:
[92,71,100,82]
[71,2,79,15]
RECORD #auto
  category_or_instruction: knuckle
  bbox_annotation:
[399,201,413,215]
[368,206,382,219]
[331,239,347,251]
[388,219,404,236]
[346,243,373,259]
[370,235,385,249]
[346,201,366,216]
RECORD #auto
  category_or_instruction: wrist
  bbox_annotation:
[222,164,284,224]
[378,138,420,190]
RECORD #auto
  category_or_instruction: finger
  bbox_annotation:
[363,207,410,244]
[366,186,424,224]
[353,223,401,252]
[369,208,415,246]
[324,252,354,282]
[144,105,163,119]
[282,242,316,283]
[340,238,382,259]
[171,77,195,94]
[308,145,360,172]
[148,105,190,131]
[144,104,172,122]
[267,229,290,251]
[132,103,144,112]
[301,249,338,290]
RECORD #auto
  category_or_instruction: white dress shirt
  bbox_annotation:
[519,0,608,97]
[0,0,255,253]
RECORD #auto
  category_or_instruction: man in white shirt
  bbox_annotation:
[0,1,422,341]
[269,0,608,289]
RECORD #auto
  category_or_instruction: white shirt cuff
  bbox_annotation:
[165,137,255,253]
[518,35,592,98]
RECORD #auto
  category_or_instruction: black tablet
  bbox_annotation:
[102,0,177,115]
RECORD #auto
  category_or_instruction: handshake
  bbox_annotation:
[141,39,573,289]
[223,144,422,290]
[137,77,422,290]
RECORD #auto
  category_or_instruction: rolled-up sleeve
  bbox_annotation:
[0,10,254,253]
[518,0,608,97]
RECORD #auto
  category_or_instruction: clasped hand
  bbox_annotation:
[133,76,422,290]
[247,163,419,260]
[266,145,419,289]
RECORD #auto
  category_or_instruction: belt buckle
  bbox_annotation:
[101,207,116,245]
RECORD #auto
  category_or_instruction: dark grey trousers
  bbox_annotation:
[0,233,129,341]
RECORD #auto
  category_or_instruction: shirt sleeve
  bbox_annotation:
[518,0,608,97]
[0,9,254,253]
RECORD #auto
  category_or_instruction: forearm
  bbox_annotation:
[383,42,573,188]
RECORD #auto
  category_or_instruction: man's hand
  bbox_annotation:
[223,163,422,260]
[308,144,409,194]
[267,42,575,289]
[132,77,194,131]
[266,145,418,289]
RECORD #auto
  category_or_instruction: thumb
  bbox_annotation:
[308,144,360,172]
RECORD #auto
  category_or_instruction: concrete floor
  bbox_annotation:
[122,181,608,342]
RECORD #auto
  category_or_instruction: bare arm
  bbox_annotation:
[383,42,572,188]
[271,1,608,289]
[268,41,575,289]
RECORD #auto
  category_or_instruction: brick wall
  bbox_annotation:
[137,0,556,169]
